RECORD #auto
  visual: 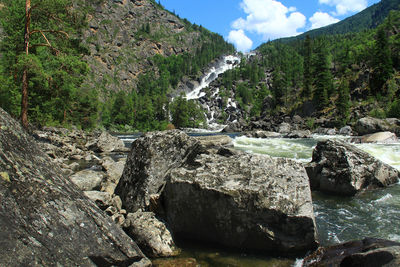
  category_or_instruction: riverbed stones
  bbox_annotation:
[161,150,318,255]
[306,139,400,196]
[69,169,104,191]
[0,108,150,266]
[115,130,201,212]
[87,131,127,153]
[124,212,179,258]
[302,238,400,267]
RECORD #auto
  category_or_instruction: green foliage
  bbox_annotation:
[302,35,313,98]
[370,26,393,95]
[313,39,332,110]
[336,76,351,126]
[0,0,97,128]
[387,99,400,118]
[170,96,205,128]
[278,0,400,42]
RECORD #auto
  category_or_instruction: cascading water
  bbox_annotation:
[185,55,240,131]
[185,55,240,100]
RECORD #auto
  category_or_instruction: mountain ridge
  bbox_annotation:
[273,0,400,44]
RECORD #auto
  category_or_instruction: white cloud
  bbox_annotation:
[227,30,253,52]
[309,12,340,29]
[231,0,306,41]
[319,0,367,16]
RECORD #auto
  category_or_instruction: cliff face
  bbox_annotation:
[82,0,204,93]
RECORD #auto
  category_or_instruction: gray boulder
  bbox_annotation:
[87,131,126,153]
[361,131,398,144]
[303,238,400,267]
[101,156,126,194]
[115,130,201,212]
[306,139,400,196]
[0,108,150,266]
[69,169,104,191]
[161,151,318,255]
[339,125,353,136]
[355,117,400,136]
[124,212,179,258]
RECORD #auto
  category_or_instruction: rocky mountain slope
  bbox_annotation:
[82,0,226,94]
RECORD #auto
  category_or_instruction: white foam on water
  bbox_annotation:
[374,193,393,203]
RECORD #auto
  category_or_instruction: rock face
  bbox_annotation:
[302,238,400,267]
[115,130,201,212]
[0,108,150,266]
[306,139,400,196]
[161,151,318,255]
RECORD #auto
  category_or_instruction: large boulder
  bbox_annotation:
[302,238,400,267]
[354,117,400,136]
[0,108,150,266]
[160,150,318,255]
[306,139,400,196]
[115,130,201,212]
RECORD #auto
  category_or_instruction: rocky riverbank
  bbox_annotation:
[2,106,400,266]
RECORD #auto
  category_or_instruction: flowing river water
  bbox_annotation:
[118,133,400,266]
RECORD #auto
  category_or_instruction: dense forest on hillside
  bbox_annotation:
[222,10,400,127]
[1,0,399,132]
[0,0,233,131]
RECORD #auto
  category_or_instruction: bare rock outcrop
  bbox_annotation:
[0,108,150,266]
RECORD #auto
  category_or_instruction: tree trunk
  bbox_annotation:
[21,0,31,128]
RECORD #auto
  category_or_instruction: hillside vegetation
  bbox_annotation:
[216,8,400,129]
[0,0,233,130]
[279,0,400,42]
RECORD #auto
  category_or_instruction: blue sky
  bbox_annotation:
[161,0,381,52]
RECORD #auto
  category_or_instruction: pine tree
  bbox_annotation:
[302,35,313,99]
[370,26,393,95]
[313,41,332,110]
[336,75,351,126]
[0,0,90,127]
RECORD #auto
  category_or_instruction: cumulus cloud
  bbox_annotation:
[319,0,367,16]
[227,29,253,52]
[231,0,306,41]
[309,12,340,29]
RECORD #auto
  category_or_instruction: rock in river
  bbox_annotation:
[117,130,318,255]
[0,108,150,266]
[306,139,400,196]
[302,238,400,267]
[161,151,318,255]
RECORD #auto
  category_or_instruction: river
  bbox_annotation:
[118,133,400,266]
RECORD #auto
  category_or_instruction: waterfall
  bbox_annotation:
[184,55,240,130]
[185,55,240,100]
